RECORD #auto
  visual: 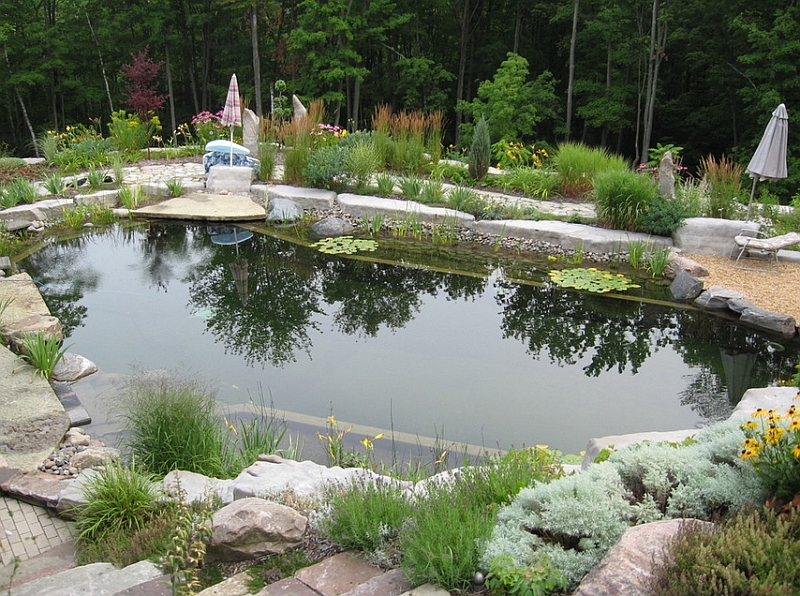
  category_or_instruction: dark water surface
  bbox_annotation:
[18,222,799,454]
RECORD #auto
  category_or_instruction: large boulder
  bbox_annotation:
[266,198,304,223]
[694,285,744,310]
[572,519,712,596]
[310,216,354,238]
[664,253,709,280]
[206,165,253,196]
[207,497,307,561]
[242,108,260,156]
[163,470,235,505]
[669,270,704,301]
[267,185,336,210]
[672,218,759,256]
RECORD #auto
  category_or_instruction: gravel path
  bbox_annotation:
[684,253,800,322]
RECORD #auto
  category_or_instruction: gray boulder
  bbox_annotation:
[658,151,675,198]
[163,469,235,505]
[207,497,307,561]
[572,519,712,596]
[310,216,354,238]
[206,165,253,196]
[52,352,98,382]
[664,253,709,280]
[242,108,260,156]
[669,270,704,301]
[267,197,304,223]
[672,218,758,256]
[3,313,63,350]
[267,185,336,210]
[739,308,797,338]
[70,446,120,471]
[694,285,744,310]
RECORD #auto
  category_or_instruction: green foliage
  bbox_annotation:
[164,497,213,595]
[303,145,349,191]
[42,172,65,196]
[321,480,414,566]
[345,137,380,191]
[397,175,423,199]
[626,240,647,269]
[312,236,378,255]
[446,186,484,214]
[118,185,142,210]
[247,550,313,592]
[429,161,468,185]
[647,142,684,168]
[492,139,550,170]
[19,332,69,379]
[499,167,559,200]
[638,198,689,236]
[593,169,658,231]
[120,372,227,478]
[258,142,278,182]
[484,420,765,590]
[224,394,299,470]
[554,143,628,198]
[458,53,558,142]
[548,268,640,293]
[164,178,184,197]
[375,172,395,197]
[651,509,800,596]
[1,178,38,207]
[75,461,160,543]
[468,116,491,181]
[419,179,445,204]
[108,110,156,153]
[740,405,800,500]
[699,154,745,219]
[645,246,673,278]
[485,555,567,596]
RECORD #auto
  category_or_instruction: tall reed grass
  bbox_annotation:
[555,142,628,197]
[699,154,744,219]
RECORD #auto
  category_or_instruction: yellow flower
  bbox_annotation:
[374,433,385,440]
[753,408,769,418]
[793,444,800,459]
[741,448,758,461]
[360,437,373,450]
[327,415,336,424]
[743,420,758,430]
[765,426,785,445]
[790,418,800,431]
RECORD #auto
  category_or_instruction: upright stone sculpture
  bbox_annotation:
[658,150,675,198]
[242,108,260,156]
[292,95,308,122]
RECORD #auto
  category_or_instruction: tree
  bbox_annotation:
[457,52,560,142]
[121,47,166,120]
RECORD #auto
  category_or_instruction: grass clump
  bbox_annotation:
[555,142,628,198]
[120,372,228,478]
[699,154,745,219]
[18,332,69,379]
[593,169,657,231]
[650,509,800,596]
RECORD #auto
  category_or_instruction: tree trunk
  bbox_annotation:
[165,44,177,146]
[640,0,666,164]
[564,0,579,142]
[454,0,471,147]
[513,1,522,54]
[85,9,114,115]
[351,76,360,131]
[251,4,262,116]
[4,49,37,156]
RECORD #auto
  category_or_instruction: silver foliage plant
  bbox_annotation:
[481,419,765,589]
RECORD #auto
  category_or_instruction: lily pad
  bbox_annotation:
[312,236,379,255]
[548,267,640,294]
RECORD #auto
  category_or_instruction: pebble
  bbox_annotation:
[38,428,103,477]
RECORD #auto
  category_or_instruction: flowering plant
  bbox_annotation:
[740,397,800,500]
[310,123,347,148]
[190,110,227,145]
[491,139,549,170]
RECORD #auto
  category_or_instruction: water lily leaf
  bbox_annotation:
[312,236,378,255]
[548,268,640,293]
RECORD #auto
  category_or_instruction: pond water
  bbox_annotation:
[18,222,800,455]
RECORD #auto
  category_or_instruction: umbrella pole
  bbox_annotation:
[229,126,234,166]
[746,179,757,221]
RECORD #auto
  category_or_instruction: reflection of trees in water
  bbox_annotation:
[18,232,105,336]
[186,235,323,368]
[496,281,674,376]
[135,224,209,292]
[318,258,487,338]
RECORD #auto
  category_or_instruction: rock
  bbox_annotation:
[52,352,98,382]
[3,313,63,351]
[266,198,304,223]
[694,285,744,310]
[69,446,120,470]
[295,553,384,596]
[572,519,712,596]
[582,429,699,470]
[75,189,118,209]
[725,298,758,314]
[669,270,704,301]
[292,95,308,122]
[61,428,91,448]
[267,185,336,210]
[657,151,675,198]
[0,199,73,231]
[242,108,260,156]
[207,497,307,561]
[729,386,800,421]
[338,194,476,228]
[163,470,235,505]
[664,253,709,280]
[738,308,797,338]
[672,218,759,256]
[232,455,409,501]
[0,469,72,508]
[206,165,253,196]
[56,468,100,516]
[310,216,354,238]
[8,560,164,596]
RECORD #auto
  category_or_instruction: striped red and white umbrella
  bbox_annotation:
[221,74,241,165]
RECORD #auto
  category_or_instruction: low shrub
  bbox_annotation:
[500,166,558,200]
[258,142,277,181]
[344,136,380,191]
[593,169,657,231]
[650,508,800,596]
[555,142,628,198]
[468,116,491,181]
[638,198,690,236]
[303,145,349,191]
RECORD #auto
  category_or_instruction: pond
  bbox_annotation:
[18,222,800,456]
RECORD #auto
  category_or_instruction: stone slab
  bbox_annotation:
[295,553,383,596]
[582,429,699,470]
[113,574,172,596]
[337,194,475,227]
[398,585,451,596]
[0,470,72,508]
[0,345,69,472]
[269,185,336,210]
[9,560,163,596]
[256,577,320,596]
[342,568,413,596]
[132,193,266,221]
[729,386,799,420]
[195,571,251,596]
[75,190,118,208]
[672,217,759,256]
[476,219,672,254]
[0,199,73,231]
[207,165,254,195]
[0,273,53,323]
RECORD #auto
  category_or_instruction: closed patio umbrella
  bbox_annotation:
[745,103,788,219]
[220,73,242,166]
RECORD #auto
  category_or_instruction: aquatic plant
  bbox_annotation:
[312,236,378,255]
[548,268,640,293]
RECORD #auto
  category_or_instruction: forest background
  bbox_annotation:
[0,0,797,196]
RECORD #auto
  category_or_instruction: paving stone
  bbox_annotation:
[397,585,451,595]
[295,553,383,596]
[341,568,412,596]
[9,560,163,596]
[256,577,320,596]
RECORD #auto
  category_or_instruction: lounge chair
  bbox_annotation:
[731,230,800,271]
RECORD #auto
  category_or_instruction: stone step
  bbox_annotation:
[7,559,164,596]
